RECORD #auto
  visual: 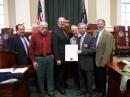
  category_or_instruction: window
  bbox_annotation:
[121,0,130,26]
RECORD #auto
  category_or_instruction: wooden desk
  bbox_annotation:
[0,65,33,97]
[107,62,130,97]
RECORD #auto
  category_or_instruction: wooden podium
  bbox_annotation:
[107,62,130,97]
[0,66,32,97]
[0,49,16,68]
[0,49,33,97]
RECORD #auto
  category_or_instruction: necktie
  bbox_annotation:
[80,36,84,50]
[63,30,69,39]
[95,31,99,41]
[21,36,29,55]
[95,31,99,47]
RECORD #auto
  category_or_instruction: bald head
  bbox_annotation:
[71,25,79,37]
[58,17,65,22]
[58,17,65,28]
[40,21,48,28]
[32,23,39,32]
[71,25,78,31]
[39,21,48,35]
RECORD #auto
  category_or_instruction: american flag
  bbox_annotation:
[80,0,88,24]
[38,0,44,23]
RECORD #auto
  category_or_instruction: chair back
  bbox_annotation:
[87,24,98,30]
[128,26,130,42]
[114,26,126,46]
[1,28,13,36]
[1,28,13,49]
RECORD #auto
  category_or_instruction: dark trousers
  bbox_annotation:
[79,68,94,94]
[54,62,66,89]
[71,61,80,88]
[35,55,54,96]
[94,66,107,95]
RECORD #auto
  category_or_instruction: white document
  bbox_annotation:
[0,78,18,84]
[121,60,130,66]
[0,68,13,73]
[0,67,28,73]
[65,44,78,61]
[12,67,28,73]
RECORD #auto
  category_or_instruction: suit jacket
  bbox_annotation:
[77,33,96,71]
[8,34,31,65]
[52,27,70,62]
[96,30,114,67]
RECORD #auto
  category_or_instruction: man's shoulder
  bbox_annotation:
[86,33,95,39]
[10,34,19,39]
[103,30,112,35]
[53,26,61,32]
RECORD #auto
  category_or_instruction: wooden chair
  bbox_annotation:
[86,24,98,35]
[128,26,130,45]
[114,26,130,57]
[1,28,13,49]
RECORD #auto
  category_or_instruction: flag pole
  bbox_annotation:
[37,0,44,24]
[80,0,88,24]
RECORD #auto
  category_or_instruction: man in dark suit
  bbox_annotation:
[76,23,96,97]
[52,17,71,95]
[8,24,31,65]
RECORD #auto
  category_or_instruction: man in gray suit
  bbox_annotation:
[94,19,114,97]
[76,23,96,97]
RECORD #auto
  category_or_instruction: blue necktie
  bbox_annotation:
[95,31,99,41]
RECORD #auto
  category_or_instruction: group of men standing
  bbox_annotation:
[7,17,114,97]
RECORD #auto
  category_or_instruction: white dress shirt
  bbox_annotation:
[96,29,104,47]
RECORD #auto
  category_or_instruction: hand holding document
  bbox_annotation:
[65,44,78,61]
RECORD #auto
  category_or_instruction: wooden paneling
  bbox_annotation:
[0,49,16,68]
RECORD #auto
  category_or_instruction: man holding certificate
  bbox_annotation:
[76,23,96,97]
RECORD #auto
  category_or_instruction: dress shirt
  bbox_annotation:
[70,34,81,44]
[29,31,52,62]
[70,36,77,44]
[96,29,104,47]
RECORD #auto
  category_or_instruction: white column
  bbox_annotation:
[84,0,88,13]
[96,0,112,31]
[4,0,9,27]
[117,0,121,25]
[15,0,31,31]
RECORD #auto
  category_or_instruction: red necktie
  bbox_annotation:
[63,30,69,39]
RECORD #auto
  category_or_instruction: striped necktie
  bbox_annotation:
[21,36,29,55]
